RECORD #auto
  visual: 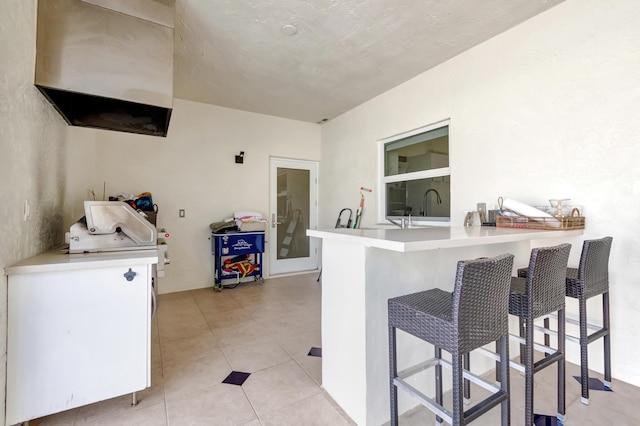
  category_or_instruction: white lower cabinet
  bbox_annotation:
[6,263,151,425]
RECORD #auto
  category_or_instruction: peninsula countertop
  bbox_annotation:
[307,225,583,252]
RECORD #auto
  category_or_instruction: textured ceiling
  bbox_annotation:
[173,0,565,123]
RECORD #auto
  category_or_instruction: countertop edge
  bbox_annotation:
[5,249,159,275]
[307,227,583,252]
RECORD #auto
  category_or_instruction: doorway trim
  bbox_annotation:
[268,157,319,276]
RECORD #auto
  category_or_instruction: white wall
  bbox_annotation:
[0,1,72,424]
[64,127,99,230]
[320,0,640,387]
[67,99,321,293]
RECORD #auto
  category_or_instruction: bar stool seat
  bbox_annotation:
[517,236,613,405]
[388,254,514,426]
[509,243,571,426]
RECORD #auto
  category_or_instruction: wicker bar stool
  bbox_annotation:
[388,254,514,426]
[518,236,613,405]
[508,243,571,426]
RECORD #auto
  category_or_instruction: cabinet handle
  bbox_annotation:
[123,268,137,282]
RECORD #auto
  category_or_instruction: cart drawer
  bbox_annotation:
[213,232,265,256]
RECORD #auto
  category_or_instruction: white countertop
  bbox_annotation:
[4,247,159,275]
[307,226,583,252]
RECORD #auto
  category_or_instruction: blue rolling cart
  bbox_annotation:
[211,231,265,290]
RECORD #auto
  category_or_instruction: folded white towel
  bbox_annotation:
[234,211,263,219]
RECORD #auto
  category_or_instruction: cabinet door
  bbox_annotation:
[7,264,151,425]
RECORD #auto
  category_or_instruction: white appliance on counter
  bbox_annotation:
[65,200,171,312]
[67,201,158,253]
[5,201,168,425]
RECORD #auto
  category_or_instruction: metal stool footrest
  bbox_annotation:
[395,357,507,425]
[477,332,563,376]
[536,313,608,345]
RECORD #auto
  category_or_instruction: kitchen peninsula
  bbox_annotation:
[307,225,582,425]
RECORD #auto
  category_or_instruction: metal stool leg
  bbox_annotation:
[603,292,612,389]
[495,342,502,383]
[498,335,510,426]
[557,308,566,423]
[519,317,526,364]
[463,353,471,404]
[543,317,551,356]
[435,347,444,425]
[389,325,399,425]
[578,296,590,404]
[452,353,464,426]
[524,316,534,426]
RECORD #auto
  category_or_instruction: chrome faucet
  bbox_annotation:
[388,215,412,229]
[421,189,442,217]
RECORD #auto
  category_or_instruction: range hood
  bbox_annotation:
[35,0,175,137]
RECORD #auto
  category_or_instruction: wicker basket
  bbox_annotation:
[496,210,585,230]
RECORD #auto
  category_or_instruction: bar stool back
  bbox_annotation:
[517,237,613,405]
[567,236,613,404]
[509,243,571,426]
[388,253,514,426]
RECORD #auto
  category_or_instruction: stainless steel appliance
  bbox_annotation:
[35,0,175,136]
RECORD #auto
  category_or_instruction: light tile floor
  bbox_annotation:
[31,273,639,425]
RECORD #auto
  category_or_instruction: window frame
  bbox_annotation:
[377,119,451,225]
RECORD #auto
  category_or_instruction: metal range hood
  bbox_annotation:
[35,0,175,137]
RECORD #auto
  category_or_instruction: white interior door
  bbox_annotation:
[269,158,318,275]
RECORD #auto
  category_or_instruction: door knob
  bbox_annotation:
[272,213,282,228]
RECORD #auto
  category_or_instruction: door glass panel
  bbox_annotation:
[277,167,310,259]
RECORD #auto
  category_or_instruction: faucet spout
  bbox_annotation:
[422,189,442,217]
[388,217,408,229]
